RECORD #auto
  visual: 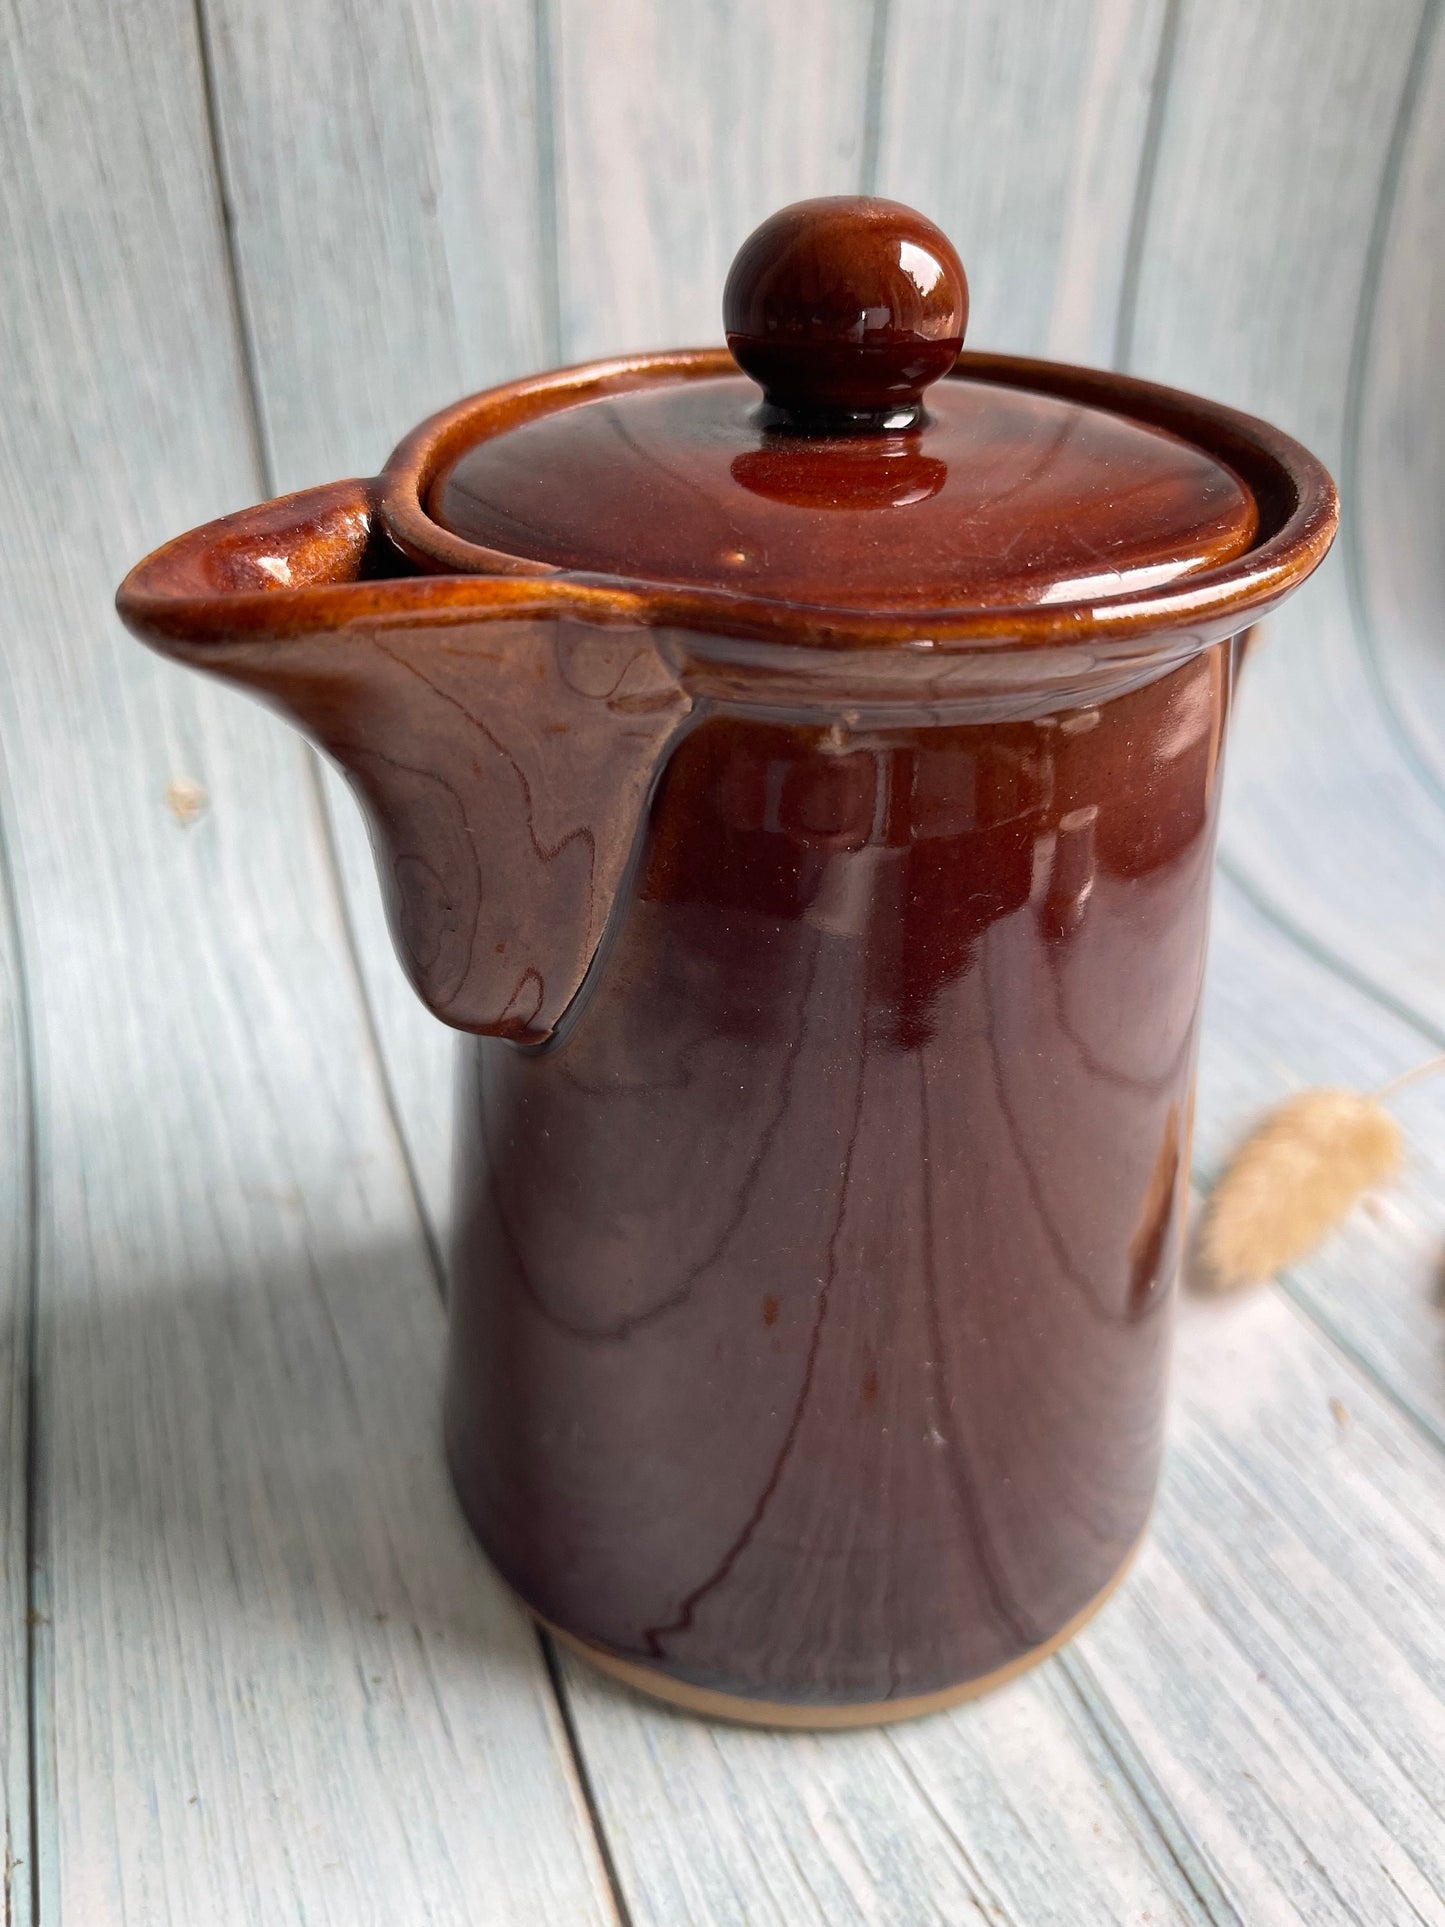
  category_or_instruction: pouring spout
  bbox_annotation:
[118,480,694,1042]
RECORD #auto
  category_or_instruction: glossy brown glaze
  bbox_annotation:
[116,197,1339,1716]
[432,374,1258,608]
[115,481,693,1042]
[445,642,1228,1704]
[381,348,1334,628]
[722,196,968,428]
[544,1528,1144,1727]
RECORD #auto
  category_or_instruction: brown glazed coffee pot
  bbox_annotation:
[119,198,1337,1726]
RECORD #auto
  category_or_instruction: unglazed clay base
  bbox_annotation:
[539,1530,1145,1730]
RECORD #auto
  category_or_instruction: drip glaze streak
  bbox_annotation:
[371,635,602,1010]
[916,1050,1044,1653]
[1043,950,1200,1096]
[476,936,826,1345]
[640,1042,871,1660]
[331,736,489,1010]
[979,949,1179,1330]
[443,661,1225,1705]
[146,590,697,1044]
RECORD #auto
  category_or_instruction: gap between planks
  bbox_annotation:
[0,756,40,1927]
[1342,0,1445,825]
[184,5,624,1909]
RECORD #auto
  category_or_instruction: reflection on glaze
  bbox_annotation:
[432,377,1259,609]
[730,437,947,511]
[446,645,1232,1704]
[722,197,968,428]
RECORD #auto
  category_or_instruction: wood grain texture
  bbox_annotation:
[1134,0,1445,1491]
[202,0,552,489]
[0,0,614,1919]
[1126,0,1445,1037]
[551,0,875,359]
[1197,872,1445,1450]
[1076,1284,1445,1926]
[200,0,559,1242]
[1112,55,1445,1832]
[1357,7,1445,795]
[315,761,458,1244]
[557,1643,1214,1927]
[0,819,34,1927]
[874,0,1171,362]
[1125,0,1418,451]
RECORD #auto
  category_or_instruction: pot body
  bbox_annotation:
[444,633,1234,1718]
[115,340,1335,1723]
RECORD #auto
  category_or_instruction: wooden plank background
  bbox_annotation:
[2,0,1442,1920]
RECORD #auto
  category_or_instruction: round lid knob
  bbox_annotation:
[723,196,969,430]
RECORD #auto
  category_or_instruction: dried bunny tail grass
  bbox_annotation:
[1200,1089,1404,1291]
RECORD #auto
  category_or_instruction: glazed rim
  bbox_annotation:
[379,346,1338,654]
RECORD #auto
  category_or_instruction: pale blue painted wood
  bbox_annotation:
[1126,0,1445,1040]
[203,0,552,489]
[0,823,33,1927]
[0,0,617,1919]
[1,0,264,1909]
[874,0,1170,363]
[1357,9,1445,800]
[550,0,875,360]
[1124,0,1422,451]
[558,1647,1216,1927]
[1076,1286,1445,1925]
[312,755,458,1250]
[200,0,558,1240]
[1198,872,1445,1453]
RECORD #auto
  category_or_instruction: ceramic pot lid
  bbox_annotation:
[394,198,1261,614]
